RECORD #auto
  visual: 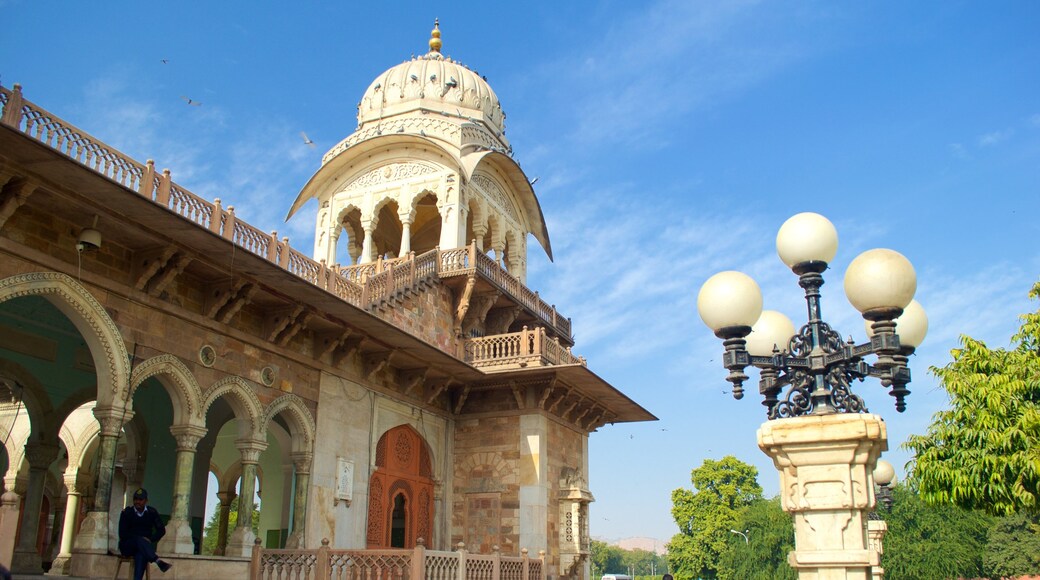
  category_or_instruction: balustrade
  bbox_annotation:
[250,538,545,580]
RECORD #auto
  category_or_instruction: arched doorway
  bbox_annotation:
[365,425,433,548]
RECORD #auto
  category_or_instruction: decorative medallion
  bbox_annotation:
[198,345,216,367]
[260,366,276,387]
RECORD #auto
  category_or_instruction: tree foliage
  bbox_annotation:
[905,281,1040,516]
[201,497,260,555]
[716,497,795,580]
[667,456,763,580]
[590,539,626,577]
[881,484,994,579]
[984,512,1040,577]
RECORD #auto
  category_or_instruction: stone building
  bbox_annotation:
[0,22,654,578]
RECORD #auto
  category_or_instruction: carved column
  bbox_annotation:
[159,424,207,555]
[284,452,312,549]
[11,441,59,573]
[50,472,83,575]
[360,220,375,264]
[226,438,266,557]
[399,218,412,256]
[74,407,132,553]
[0,480,23,570]
[472,223,488,252]
[214,490,236,556]
[757,413,887,580]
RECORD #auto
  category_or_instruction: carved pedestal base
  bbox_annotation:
[758,413,887,580]
[71,511,112,552]
[158,517,196,555]
[226,526,257,558]
[867,519,888,580]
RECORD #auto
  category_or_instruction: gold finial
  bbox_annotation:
[429,18,442,53]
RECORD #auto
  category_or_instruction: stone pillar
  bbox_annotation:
[284,452,312,549]
[399,219,412,256]
[0,486,22,569]
[473,223,487,252]
[867,519,888,580]
[214,490,236,556]
[74,407,131,553]
[226,439,266,557]
[50,473,83,575]
[757,413,887,580]
[519,415,549,556]
[159,424,207,555]
[11,441,59,573]
[438,203,466,250]
[360,221,375,264]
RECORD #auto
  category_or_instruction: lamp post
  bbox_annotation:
[729,529,750,545]
[868,459,896,580]
[697,213,928,579]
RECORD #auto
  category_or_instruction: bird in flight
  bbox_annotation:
[180,96,201,106]
[161,59,169,64]
[300,131,316,148]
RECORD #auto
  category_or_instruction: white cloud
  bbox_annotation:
[977,128,1014,147]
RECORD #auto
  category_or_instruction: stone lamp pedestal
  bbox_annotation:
[758,413,887,580]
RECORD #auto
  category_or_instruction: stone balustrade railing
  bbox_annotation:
[1,83,572,346]
[464,327,586,370]
[250,538,546,580]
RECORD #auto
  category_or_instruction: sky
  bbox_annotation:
[2,0,1038,547]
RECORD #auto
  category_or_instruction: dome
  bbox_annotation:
[357,20,506,138]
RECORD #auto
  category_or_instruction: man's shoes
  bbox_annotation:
[156,559,172,573]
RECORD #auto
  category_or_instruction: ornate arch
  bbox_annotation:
[130,354,204,426]
[0,272,131,408]
[260,394,315,456]
[0,359,53,447]
[201,376,264,439]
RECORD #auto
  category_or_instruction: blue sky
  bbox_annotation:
[3,1,1038,546]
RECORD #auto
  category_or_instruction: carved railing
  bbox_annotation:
[341,243,573,340]
[250,538,545,580]
[0,83,573,348]
[463,327,586,370]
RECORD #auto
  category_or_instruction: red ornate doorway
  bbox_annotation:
[366,425,434,548]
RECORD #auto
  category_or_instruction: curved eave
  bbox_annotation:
[285,133,463,221]
[461,150,553,262]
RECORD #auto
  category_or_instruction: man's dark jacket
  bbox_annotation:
[118,504,166,554]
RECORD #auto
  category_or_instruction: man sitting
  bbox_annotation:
[118,488,172,579]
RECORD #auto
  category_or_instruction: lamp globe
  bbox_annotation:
[844,248,916,318]
[776,212,839,270]
[697,271,763,335]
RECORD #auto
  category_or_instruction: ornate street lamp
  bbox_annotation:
[697,213,928,419]
[872,459,896,512]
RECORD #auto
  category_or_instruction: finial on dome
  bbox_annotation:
[429,18,442,53]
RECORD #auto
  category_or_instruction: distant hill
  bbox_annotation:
[593,536,667,555]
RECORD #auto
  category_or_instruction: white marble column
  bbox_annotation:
[226,438,266,557]
[360,220,375,264]
[399,219,412,256]
[11,442,59,573]
[49,472,83,575]
[159,424,207,555]
[758,413,887,580]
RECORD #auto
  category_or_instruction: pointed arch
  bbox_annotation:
[260,394,315,456]
[0,272,131,408]
[130,354,204,426]
[201,377,264,439]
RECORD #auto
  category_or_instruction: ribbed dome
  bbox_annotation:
[357,21,506,138]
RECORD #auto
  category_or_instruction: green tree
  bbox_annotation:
[881,484,994,579]
[590,539,626,577]
[984,512,1040,577]
[905,281,1040,516]
[201,497,260,555]
[716,497,796,580]
[667,456,763,580]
